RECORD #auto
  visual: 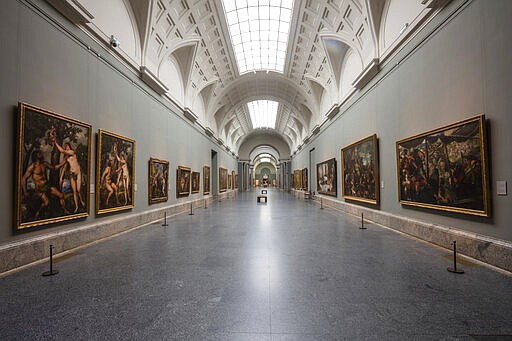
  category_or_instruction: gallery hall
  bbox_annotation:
[1,0,511,339]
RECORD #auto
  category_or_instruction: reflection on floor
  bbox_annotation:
[1,189,511,340]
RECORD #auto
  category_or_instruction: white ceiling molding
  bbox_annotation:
[204,127,215,137]
[140,66,169,95]
[325,104,340,120]
[47,0,94,24]
[352,58,379,90]
[183,107,198,123]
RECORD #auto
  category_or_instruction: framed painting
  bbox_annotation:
[191,171,200,193]
[317,158,337,197]
[396,115,490,217]
[148,158,169,204]
[176,166,191,197]
[235,174,238,189]
[342,134,380,205]
[203,166,210,194]
[96,130,135,214]
[219,167,227,192]
[302,168,308,191]
[298,169,303,190]
[16,102,92,230]
[228,174,232,189]
[232,171,235,189]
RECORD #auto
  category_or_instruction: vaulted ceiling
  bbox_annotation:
[50,0,450,160]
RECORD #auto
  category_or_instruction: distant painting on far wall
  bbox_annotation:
[16,102,92,230]
[219,167,227,192]
[235,174,238,189]
[203,166,210,194]
[191,171,200,193]
[228,174,232,189]
[176,166,191,197]
[148,158,169,204]
[396,115,490,217]
[302,168,308,190]
[342,134,380,205]
[96,130,135,215]
[317,158,337,197]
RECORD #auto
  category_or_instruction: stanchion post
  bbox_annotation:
[204,198,207,209]
[162,212,168,227]
[360,213,367,230]
[320,197,324,210]
[189,202,194,215]
[447,241,464,274]
[42,244,59,276]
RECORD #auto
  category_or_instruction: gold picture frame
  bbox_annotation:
[176,166,191,197]
[342,134,380,205]
[203,166,210,194]
[316,158,337,197]
[96,129,136,214]
[148,158,169,204]
[191,171,200,194]
[396,115,490,217]
[16,102,92,230]
[219,167,227,192]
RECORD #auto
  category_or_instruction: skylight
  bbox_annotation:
[248,100,278,129]
[222,0,294,74]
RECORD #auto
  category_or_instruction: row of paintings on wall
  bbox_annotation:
[16,102,236,231]
[218,168,238,192]
[294,115,490,218]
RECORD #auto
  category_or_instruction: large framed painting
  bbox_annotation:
[16,102,92,230]
[176,166,191,197]
[342,134,380,205]
[228,174,232,189]
[96,130,135,214]
[302,168,308,191]
[298,169,303,190]
[396,115,490,217]
[148,158,169,204]
[235,174,238,189]
[203,166,210,195]
[191,171,200,193]
[219,167,227,192]
[317,158,337,197]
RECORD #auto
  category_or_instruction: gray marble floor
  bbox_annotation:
[1,190,511,340]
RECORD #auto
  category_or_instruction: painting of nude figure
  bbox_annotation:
[396,115,490,217]
[96,130,136,214]
[149,158,169,204]
[16,102,92,230]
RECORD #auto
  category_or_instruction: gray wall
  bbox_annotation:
[0,0,237,243]
[292,0,512,242]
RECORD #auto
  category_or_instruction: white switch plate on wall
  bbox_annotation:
[496,181,507,196]
[90,184,94,194]
[381,181,384,189]
[135,184,138,192]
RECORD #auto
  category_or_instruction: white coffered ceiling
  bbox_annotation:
[51,0,448,158]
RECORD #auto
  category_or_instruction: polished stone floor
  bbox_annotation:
[1,190,511,340]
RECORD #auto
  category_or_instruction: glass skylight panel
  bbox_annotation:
[248,100,278,129]
[222,0,294,74]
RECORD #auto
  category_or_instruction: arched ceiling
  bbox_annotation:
[57,0,449,157]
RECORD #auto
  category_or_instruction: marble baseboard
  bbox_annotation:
[0,196,215,275]
[305,193,512,272]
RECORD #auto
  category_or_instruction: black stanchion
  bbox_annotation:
[42,245,58,276]
[189,202,194,216]
[204,198,207,209]
[447,241,464,274]
[162,212,168,227]
[359,213,367,230]
[320,197,324,210]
